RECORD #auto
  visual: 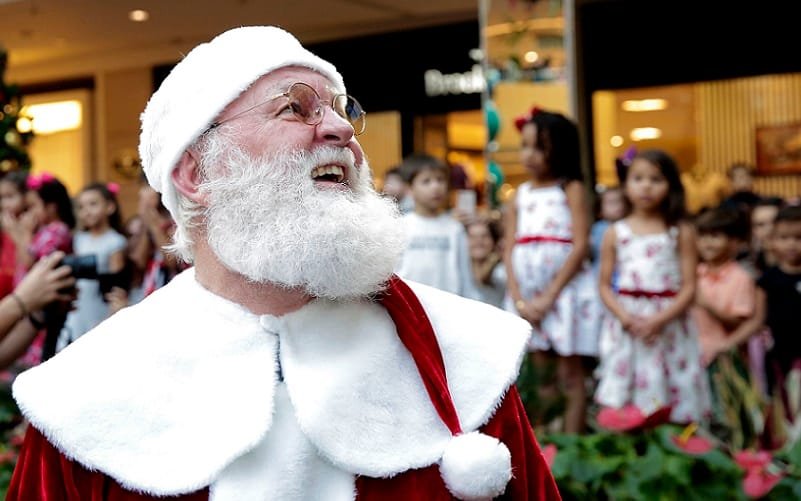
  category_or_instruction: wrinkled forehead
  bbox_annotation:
[235,66,342,107]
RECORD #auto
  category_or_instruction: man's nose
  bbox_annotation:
[314,108,354,146]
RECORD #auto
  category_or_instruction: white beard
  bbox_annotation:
[198,143,405,300]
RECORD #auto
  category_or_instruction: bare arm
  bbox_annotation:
[502,197,522,306]
[696,295,748,331]
[108,249,126,274]
[0,252,74,360]
[724,287,766,349]
[598,224,632,327]
[0,320,40,369]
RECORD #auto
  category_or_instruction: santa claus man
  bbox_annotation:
[8,26,560,500]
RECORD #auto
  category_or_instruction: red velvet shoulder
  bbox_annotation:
[8,425,209,501]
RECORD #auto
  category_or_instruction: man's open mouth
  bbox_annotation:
[311,165,346,184]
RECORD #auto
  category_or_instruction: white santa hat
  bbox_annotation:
[138,26,345,218]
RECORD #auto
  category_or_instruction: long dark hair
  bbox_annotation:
[620,149,686,225]
[35,176,76,229]
[527,111,583,182]
[81,182,124,234]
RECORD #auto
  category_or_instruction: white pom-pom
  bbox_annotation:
[438,431,512,500]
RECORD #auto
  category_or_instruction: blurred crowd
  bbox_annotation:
[384,110,801,446]
[0,108,796,451]
[0,170,185,383]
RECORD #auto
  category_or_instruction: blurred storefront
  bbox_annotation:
[481,0,801,211]
[575,0,801,211]
[481,0,572,203]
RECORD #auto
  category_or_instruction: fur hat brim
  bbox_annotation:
[139,26,345,218]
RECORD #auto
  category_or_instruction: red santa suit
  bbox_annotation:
[8,270,559,500]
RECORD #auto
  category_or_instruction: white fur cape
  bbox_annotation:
[13,269,530,496]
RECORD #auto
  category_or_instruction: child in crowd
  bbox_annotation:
[57,182,127,353]
[106,180,180,313]
[1,172,74,365]
[750,197,784,275]
[693,206,762,365]
[0,171,28,297]
[394,153,481,300]
[758,205,801,394]
[590,186,625,277]
[9,172,74,273]
[381,166,414,215]
[722,162,761,213]
[504,107,599,433]
[595,149,710,424]
[466,216,506,308]
[692,206,765,442]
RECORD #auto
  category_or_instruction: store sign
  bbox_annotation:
[424,64,485,97]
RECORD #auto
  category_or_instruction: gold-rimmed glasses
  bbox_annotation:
[206,82,366,135]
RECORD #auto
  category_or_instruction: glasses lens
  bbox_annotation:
[333,94,366,135]
[288,83,323,125]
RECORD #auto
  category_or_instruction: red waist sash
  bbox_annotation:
[515,235,572,245]
[617,288,677,298]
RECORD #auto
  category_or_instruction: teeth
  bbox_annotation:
[311,165,345,183]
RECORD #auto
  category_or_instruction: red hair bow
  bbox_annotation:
[514,106,543,132]
[26,172,55,191]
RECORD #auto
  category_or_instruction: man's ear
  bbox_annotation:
[172,150,207,206]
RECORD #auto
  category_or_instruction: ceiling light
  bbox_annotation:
[610,135,623,147]
[524,51,539,63]
[129,9,149,22]
[19,101,82,135]
[630,127,662,141]
[621,99,668,112]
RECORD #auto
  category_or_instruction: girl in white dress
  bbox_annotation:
[58,183,127,353]
[595,149,711,423]
[503,108,600,433]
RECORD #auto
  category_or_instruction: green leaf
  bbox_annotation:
[550,447,575,479]
[700,448,738,472]
[785,438,801,467]
[622,441,663,485]
[664,455,692,486]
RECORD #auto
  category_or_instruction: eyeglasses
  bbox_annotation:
[206,82,366,136]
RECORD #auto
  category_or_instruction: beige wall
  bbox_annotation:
[357,111,403,189]
[697,73,801,199]
[593,74,801,204]
[95,68,153,220]
[25,89,92,196]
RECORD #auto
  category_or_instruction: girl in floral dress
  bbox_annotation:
[595,149,710,423]
[503,108,600,433]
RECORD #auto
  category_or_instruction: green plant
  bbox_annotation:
[0,387,23,499]
[543,424,753,500]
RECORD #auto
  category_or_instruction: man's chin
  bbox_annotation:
[221,257,394,301]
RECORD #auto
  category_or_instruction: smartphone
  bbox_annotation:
[455,189,476,216]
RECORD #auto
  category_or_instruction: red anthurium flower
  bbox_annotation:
[643,405,673,428]
[542,444,557,467]
[671,435,714,455]
[742,469,783,499]
[734,450,772,470]
[597,405,646,431]
[597,404,673,432]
